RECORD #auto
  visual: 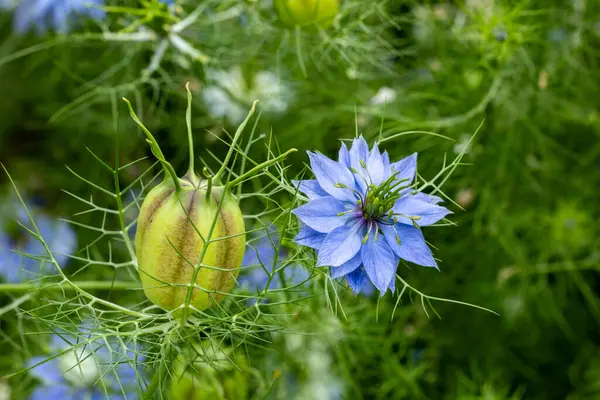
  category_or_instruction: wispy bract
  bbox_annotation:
[27,325,143,399]
[239,226,308,294]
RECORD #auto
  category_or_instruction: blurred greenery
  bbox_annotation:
[1,0,600,399]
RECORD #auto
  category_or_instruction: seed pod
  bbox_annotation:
[274,0,340,28]
[125,89,293,314]
[135,177,245,311]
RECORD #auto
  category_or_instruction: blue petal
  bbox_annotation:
[348,136,370,191]
[294,225,327,249]
[346,268,367,294]
[338,142,350,167]
[366,143,386,185]
[317,223,362,267]
[111,359,141,392]
[27,356,63,385]
[239,265,272,290]
[284,264,310,287]
[393,196,451,226]
[382,151,390,172]
[412,191,444,204]
[50,333,75,351]
[361,234,397,294]
[29,384,73,400]
[390,153,417,184]
[330,252,362,278]
[307,151,356,202]
[361,280,376,297]
[14,0,48,33]
[291,180,329,200]
[49,220,77,267]
[381,224,437,268]
[348,136,369,171]
[51,2,69,33]
[242,242,276,268]
[86,0,107,20]
[292,197,350,233]
[388,274,396,293]
[0,232,26,282]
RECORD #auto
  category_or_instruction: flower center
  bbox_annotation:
[359,173,409,222]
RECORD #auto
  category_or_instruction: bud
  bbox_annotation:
[274,0,340,28]
[135,178,245,312]
[169,342,248,400]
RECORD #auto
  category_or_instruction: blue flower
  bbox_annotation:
[27,327,144,400]
[12,0,105,35]
[292,136,451,295]
[239,227,308,293]
[0,202,77,283]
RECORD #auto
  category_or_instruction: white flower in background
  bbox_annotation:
[456,187,475,208]
[370,86,397,106]
[202,66,291,125]
[0,379,10,400]
[284,312,345,400]
[296,342,344,400]
[412,5,435,44]
[453,133,473,154]
[59,347,100,387]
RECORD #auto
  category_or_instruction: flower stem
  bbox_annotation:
[212,100,258,184]
[185,82,197,179]
[0,281,141,293]
[226,148,297,189]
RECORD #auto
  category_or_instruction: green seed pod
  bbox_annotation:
[123,85,252,314]
[274,0,340,28]
[135,177,245,311]
[124,88,294,314]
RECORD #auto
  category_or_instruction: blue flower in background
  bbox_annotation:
[11,0,105,34]
[239,227,308,294]
[0,203,77,282]
[27,327,144,399]
[293,136,451,295]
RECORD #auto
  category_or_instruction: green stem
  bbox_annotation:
[295,25,308,77]
[394,274,499,316]
[212,100,258,183]
[122,97,182,192]
[0,281,141,293]
[185,82,196,178]
[226,148,297,189]
[142,342,172,399]
[112,92,138,274]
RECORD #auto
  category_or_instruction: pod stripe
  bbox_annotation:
[211,190,231,298]
[137,187,175,243]
[174,190,198,308]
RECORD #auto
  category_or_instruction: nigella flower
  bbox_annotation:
[27,326,144,399]
[202,66,291,126]
[292,136,451,295]
[239,226,308,293]
[0,202,77,283]
[12,0,105,35]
